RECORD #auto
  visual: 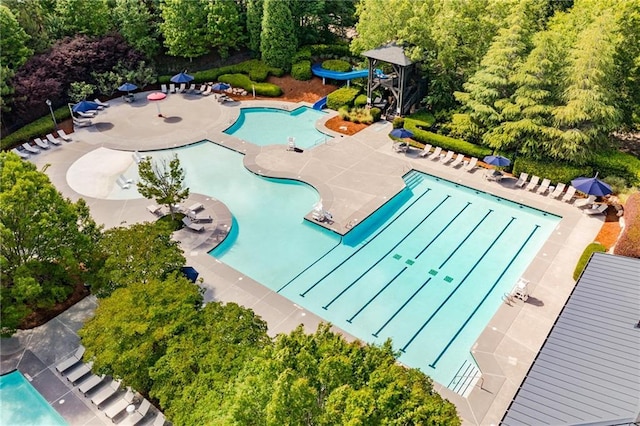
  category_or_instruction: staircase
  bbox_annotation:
[403,170,423,190]
[448,359,482,398]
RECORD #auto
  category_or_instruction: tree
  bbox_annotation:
[205,0,245,59]
[160,0,210,60]
[260,0,297,72]
[78,274,203,393]
[137,154,189,219]
[0,5,33,71]
[113,0,160,57]
[0,152,101,336]
[246,0,264,53]
[54,0,112,37]
[611,1,640,129]
[91,222,185,297]
[3,0,52,53]
[67,81,96,102]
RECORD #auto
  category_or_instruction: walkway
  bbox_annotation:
[22,91,603,425]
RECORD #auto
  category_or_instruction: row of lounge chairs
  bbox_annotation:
[161,83,212,96]
[412,144,479,172]
[11,131,73,159]
[55,346,166,425]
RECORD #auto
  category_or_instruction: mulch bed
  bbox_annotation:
[19,281,90,330]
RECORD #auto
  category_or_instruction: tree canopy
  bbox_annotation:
[260,0,297,72]
[137,154,189,219]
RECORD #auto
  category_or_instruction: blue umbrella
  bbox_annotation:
[170,72,194,84]
[72,100,101,113]
[118,82,138,92]
[180,266,199,283]
[571,173,612,196]
[212,82,230,91]
[483,155,511,167]
[390,128,414,139]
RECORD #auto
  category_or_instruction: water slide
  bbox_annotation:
[312,96,327,110]
[311,63,369,81]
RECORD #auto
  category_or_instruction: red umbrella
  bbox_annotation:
[147,92,167,117]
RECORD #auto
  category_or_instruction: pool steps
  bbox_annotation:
[449,359,482,398]
[404,170,423,190]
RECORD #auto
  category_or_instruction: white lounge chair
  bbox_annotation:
[66,362,93,384]
[188,202,204,212]
[550,183,566,199]
[169,83,176,94]
[574,194,596,208]
[525,176,540,191]
[562,186,577,202]
[464,157,478,172]
[147,205,162,215]
[94,98,109,107]
[418,144,432,157]
[440,150,455,164]
[201,85,211,96]
[151,412,166,426]
[536,178,551,194]
[393,142,408,153]
[22,143,40,154]
[449,153,465,167]
[76,110,97,118]
[428,146,442,160]
[119,174,134,184]
[585,203,608,215]
[34,138,50,149]
[12,148,30,159]
[119,399,151,426]
[132,151,149,164]
[46,133,62,145]
[57,129,72,141]
[198,84,207,95]
[73,119,93,127]
[182,217,204,232]
[161,84,168,94]
[189,84,200,94]
[56,346,85,374]
[116,177,130,189]
[78,374,105,395]
[179,83,187,93]
[186,210,212,223]
[103,388,135,420]
[91,379,122,406]
[515,173,528,188]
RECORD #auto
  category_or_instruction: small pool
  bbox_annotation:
[224,106,332,149]
[0,371,68,425]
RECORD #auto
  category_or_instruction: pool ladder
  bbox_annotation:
[345,218,358,229]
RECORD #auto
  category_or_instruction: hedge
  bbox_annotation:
[326,87,360,110]
[217,74,282,97]
[512,157,592,186]
[590,150,640,187]
[291,60,312,81]
[614,191,640,258]
[321,59,351,73]
[403,117,492,159]
[158,60,283,85]
[1,106,72,150]
[308,44,352,59]
[573,242,607,280]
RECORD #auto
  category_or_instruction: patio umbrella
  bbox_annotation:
[146,92,167,117]
[180,266,199,283]
[390,128,414,139]
[571,173,612,196]
[483,155,511,167]
[118,82,137,93]
[170,71,194,84]
[72,100,100,113]
[212,82,230,91]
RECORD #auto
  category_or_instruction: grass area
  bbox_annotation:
[573,242,607,280]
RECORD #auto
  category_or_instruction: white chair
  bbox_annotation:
[287,137,296,151]
[526,176,540,191]
[428,146,442,160]
[147,205,162,215]
[161,84,168,94]
[76,110,97,118]
[116,176,130,189]
[449,153,465,167]
[549,183,566,199]
[515,173,528,188]
[179,83,187,93]
[119,174,134,184]
[536,178,551,194]
[464,157,478,172]
[66,362,93,384]
[46,133,62,145]
[182,217,204,232]
[561,186,577,202]
[22,143,40,154]
[151,412,165,426]
[585,203,608,215]
[574,195,596,208]
[418,144,432,157]
[201,85,211,96]
[94,98,109,107]
[57,130,72,141]
[11,148,30,159]
[34,138,50,149]
[439,150,455,164]
[169,83,176,93]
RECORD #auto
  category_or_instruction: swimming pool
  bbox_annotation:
[224,106,333,149]
[0,371,67,425]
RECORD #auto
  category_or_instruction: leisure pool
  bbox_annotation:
[0,371,67,426]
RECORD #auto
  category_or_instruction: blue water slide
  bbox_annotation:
[311,63,369,81]
[312,96,327,110]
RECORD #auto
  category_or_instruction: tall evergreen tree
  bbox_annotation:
[246,0,263,53]
[160,0,209,60]
[611,1,640,130]
[260,0,297,71]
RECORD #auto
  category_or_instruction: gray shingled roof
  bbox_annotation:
[362,43,413,66]
[502,252,640,425]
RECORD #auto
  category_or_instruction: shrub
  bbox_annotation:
[1,106,72,150]
[338,106,349,120]
[354,94,367,107]
[603,176,629,194]
[291,60,312,81]
[370,107,382,122]
[218,74,282,97]
[513,157,593,185]
[309,44,352,59]
[573,243,607,280]
[407,110,436,127]
[293,47,312,63]
[326,87,360,110]
[392,117,405,129]
[403,119,492,159]
[321,59,351,72]
[590,150,640,187]
[614,192,640,258]
[234,59,283,81]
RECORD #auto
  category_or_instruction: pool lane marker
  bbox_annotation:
[400,216,516,354]
[415,202,471,259]
[438,209,493,269]
[299,188,434,297]
[347,267,407,323]
[277,237,343,293]
[321,195,450,310]
[429,224,540,368]
[373,276,433,338]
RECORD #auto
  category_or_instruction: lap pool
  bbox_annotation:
[121,142,560,390]
[0,371,67,425]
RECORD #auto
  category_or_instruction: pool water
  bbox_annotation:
[224,106,332,149]
[0,371,68,425]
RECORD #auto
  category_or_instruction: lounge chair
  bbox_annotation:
[34,138,50,149]
[91,379,122,406]
[169,83,176,94]
[147,205,162,215]
[66,362,93,384]
[189,84,200,94]
[449,153,465,167]
[186,210,213,223]
[116,177,130,189]
[56,346,85,374]
[585,203,608,215]
[78,374,105,395]
[119,174,134,184]
[22,143,40,154]
[515,173,528,188]
[574,194,596,208]
[161,84,168,94]
[94,98,109,107]
[440,150,455,164]
[151,412,166,426]
[57,130,72,141]
[188,202,204,212]
[549,183,566,199]
[132,151,149,164]
[12,148,30,159]
[179,83,187,93]
[525,176,540,191]
[46,133,62,145]
[486,170,503,182]
[119,399,151,426]
[418,144,432,157]
[182,217,204,232]
[393,142,408,153]
[287,137,296,151]
[198,84,208,95]
[201,85,211,96]
[464,157,478,172]
[428,146,442,160]
[76,110,97,118]
[561,186,577,202]
[103,388,135,420]
[536,178,551,194]
[73,118,93,127]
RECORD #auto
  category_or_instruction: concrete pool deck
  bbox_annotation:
[23,91,604,425]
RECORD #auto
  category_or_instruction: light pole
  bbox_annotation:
[45,99,57,130]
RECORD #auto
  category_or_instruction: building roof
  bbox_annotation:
[362,43,413,66]
[502,252,640,425]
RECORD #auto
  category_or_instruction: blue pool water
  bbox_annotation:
[224,106,333,148]
[109,142,560,388]
[0,371,67,425]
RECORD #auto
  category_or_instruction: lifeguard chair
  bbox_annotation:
[512,278,530,302]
